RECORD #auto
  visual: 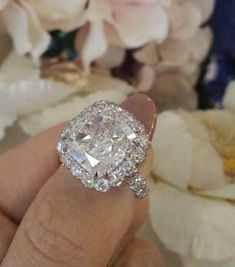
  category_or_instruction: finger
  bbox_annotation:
[2,94,157,267]
[122,93,157,140]
[0,211,17,262]
[0,124,64,222]
[0,93,157,224]
[111,149,153,263]
[113,238,163,267]
[0,94,155,261]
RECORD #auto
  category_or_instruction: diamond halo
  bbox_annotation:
[56,100,150,198]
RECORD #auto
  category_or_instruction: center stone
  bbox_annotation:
[67,111,136,179]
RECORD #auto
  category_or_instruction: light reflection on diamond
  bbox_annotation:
[57,100,150,193]
[66,112,133,179]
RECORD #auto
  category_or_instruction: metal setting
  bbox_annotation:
[56,100,150,198]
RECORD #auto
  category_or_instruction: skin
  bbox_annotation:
[0,94,162,267]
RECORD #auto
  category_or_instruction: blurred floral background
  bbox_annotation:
[0,0,235,267]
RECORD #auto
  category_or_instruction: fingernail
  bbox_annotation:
[121,93,157,140]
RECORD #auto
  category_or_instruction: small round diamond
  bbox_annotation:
[71,164,82,178]
[109,170,124,186]
[56,141,63,153]
[135,183,149,199]
[80,173,93,188]
[95,179,110,192]
[60,154,71,168]
[133,147,146,163]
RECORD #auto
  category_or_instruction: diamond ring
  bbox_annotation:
[56,100,150,199]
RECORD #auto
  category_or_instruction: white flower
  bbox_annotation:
[0,52,80,139]
[0,0,215,73]
[191,0,215,23]
[150,109,235,266]
[150,182,235,265]
[167,0,214,40]
[167,0,202,40]
[152,110,233,190]
[0,51,133,139]
[0,0,50,61]
[133,27,212,112]
[131,0,214,100]
[76,0,169,69]
[134,26,212,88]
[19,83,132,135]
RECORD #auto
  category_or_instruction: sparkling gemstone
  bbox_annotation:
[57,100,150,191]
[67,113,135,179]
[71,163,82,177]
[60,154,71,168]
[95,179,110,192]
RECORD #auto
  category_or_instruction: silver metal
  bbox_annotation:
[56,100,150,198]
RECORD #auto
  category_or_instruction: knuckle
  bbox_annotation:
[23,198,88,266]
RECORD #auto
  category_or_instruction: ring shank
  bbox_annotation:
[126,172,149,199]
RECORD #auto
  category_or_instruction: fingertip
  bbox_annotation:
[121,93,157,140]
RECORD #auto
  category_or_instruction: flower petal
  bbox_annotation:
[187,28,213,63]
[81,74,133,93]
[96,45,125,69]
[79,21,108,70]
[149,74,197,112]
[179,110,227,190]
[183,257,235,267]
[191,0,215,23]
[194,110,235,147]
[0,79,77,116]
[168,2,202,40]
[0,51,40,83]
[20,81,132,135]
[86,0,112,22]
[194,183,235,201]
[180,111,226,190]
[150,182,235,262]
[190,137,226,190]
[18,0,50,61]
[223,81,235,112]
[1,1,32,54]
[159,39,190,65]
[135,65,155,92]
[152,111,193,189]
[26,0,87,31]
[0,52,77,115]
[112,1,168,47]
[133,42,159,65]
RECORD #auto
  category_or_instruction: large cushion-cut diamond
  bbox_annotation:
[57,101,149,192]
[68,114,134,178]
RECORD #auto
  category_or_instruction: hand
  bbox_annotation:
[0,94,162,267]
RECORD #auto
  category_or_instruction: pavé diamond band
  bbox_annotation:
[56,100,150,199]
